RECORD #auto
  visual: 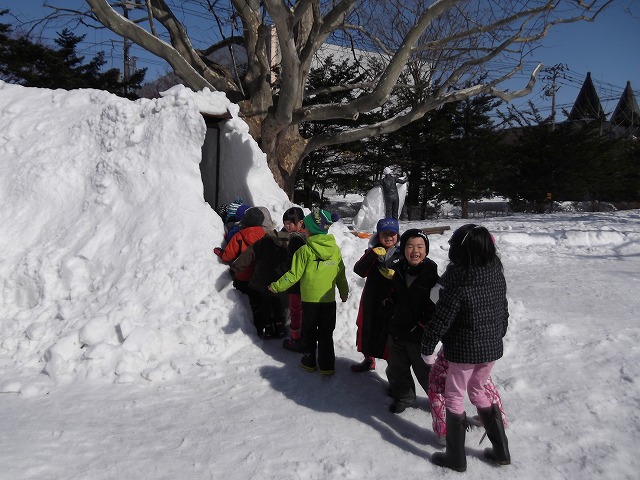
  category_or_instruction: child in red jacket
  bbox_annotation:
[214,207,269,334]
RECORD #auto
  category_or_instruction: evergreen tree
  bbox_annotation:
[430,92,503,218]
[0,12,145,99]
[295,56,376,207]
[496,102,637,211]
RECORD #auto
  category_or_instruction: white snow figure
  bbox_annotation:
[352,167,408,231]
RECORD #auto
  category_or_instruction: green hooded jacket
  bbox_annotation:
[270,233,349,303]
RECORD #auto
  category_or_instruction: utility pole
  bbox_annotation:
[122,2,133,87]
[542,64,567,131]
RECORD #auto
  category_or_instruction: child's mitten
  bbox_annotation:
[379,267,395,279]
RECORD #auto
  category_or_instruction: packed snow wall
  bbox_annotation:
[0,82,287,393]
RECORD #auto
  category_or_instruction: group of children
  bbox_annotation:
[215,204,348,375]
[353,219,510,472]
[214,203,511,472]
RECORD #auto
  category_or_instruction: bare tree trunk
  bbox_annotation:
[263,123,308,199]
[461,199,469,219]
[420,195,428,221]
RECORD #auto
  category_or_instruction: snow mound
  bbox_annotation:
[0,82,270,392]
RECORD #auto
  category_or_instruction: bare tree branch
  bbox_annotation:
[84,0,237,93]
[69,0,613,193]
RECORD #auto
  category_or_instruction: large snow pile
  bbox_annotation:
[0,82,288,393]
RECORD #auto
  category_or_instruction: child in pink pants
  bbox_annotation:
[428,348,507,445]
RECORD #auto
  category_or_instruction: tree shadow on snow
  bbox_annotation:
[257,341,443,459]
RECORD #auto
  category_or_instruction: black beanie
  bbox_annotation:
[399,228,429,255]
[240,207,265,227]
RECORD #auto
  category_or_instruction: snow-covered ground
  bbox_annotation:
[1,82,639,479]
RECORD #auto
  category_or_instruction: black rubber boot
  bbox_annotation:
[274,321,286,338]
[431,410,468,472]
[263,323,274,339]
[477,404,510,465]
[350,357,375,372]
[300,349,317,372]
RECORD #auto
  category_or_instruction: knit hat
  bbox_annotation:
[235,204,250,220]
[256,206,275,230]
[225,196,244,221]
[376,218,399,234]
[303,208,333,235]
[399,228,429,255]
[383,166,392,175]
[240,207,265,227]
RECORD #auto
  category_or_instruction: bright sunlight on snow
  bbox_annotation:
[1,81,639,480]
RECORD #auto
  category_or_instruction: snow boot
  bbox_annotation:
[350,357,376,372]
[274,321,286,338]
[263,323,274,339]
[431,410,468,473]
[283,338,305,352]
[300,350,317,372]
[389,402,408,414]
[477,404,511,465]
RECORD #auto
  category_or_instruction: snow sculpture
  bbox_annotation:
[352,180,408,232]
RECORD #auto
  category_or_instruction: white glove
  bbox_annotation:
[421,353,436,365]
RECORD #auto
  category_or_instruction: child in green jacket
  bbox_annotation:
[269,208,349,375]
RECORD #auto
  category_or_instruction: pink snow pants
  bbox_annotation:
[445,360,495,414]
[429,350,507,438]
[288,293,303,340]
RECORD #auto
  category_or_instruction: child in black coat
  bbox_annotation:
[385,229,439,414]
[351,218,402,372]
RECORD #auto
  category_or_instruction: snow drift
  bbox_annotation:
[0,82,288,392]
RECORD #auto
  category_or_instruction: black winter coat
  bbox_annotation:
[231,230,290,293]
[353,245,402,358]
[388,258,439,343]
[421,261,509,364]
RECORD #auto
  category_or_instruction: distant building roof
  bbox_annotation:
[567,72,605,122]
[610,81,640,127]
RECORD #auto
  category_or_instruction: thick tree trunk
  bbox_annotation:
[239,103,308,199]
[461,199,469,219]
[265,126,307,199]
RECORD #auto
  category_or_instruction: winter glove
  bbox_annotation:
[379,267,395,280]
[421,353,436,365]
[213,247,223,257]
[372,246,387,257]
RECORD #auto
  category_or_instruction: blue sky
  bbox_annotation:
[507,1,640,121]
[2,1,638,122]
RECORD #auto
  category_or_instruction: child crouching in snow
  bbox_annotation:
[268,208,348,376]
[421,224,510,472]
